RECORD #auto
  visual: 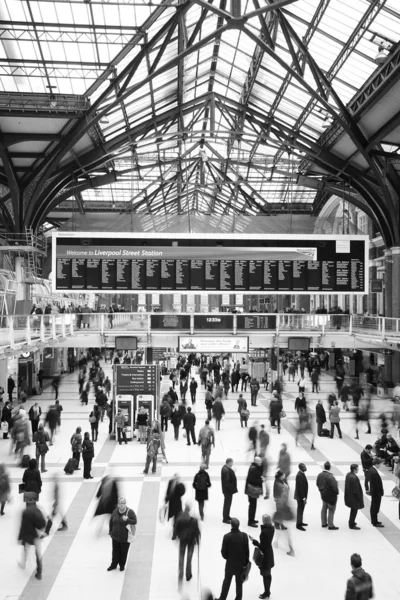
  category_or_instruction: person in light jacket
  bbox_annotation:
[107,497,137,572]
[329,401,342,439]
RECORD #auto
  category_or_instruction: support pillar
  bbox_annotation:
[384,249,393,383]
[295,294,310,312]
[391,247,400,384]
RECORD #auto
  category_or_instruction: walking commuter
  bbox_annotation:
[41,473,68,537]
[215,518,249,600]
[183,406,196,445]
[288,362,296,382]
[52,373,60,400]
[22,458,42,500]
[237,394,248,427]
[29,403,42,435]
[344,554,374,600]
[175,503,201,585]
[294,463,308,531]
[160,398,171,432]
[368,458,384,527]
[278,443,291,483]
[18,492,46,580]
[245,456,263,527]
[193,463,211,520]
[45,404,58,445]
[315,399,326,436]
[297,377,306,395]
[241,371,250,392]
[94,475,119,533]
[180,379,188,402]
[54,399,63,429]
[171,405,182,441]
[205,389,214,421]
[7,375,15,402]
[142,430,161,474]
[295,392,306,414]
[0,463,10,515]
[250,513,275,599]
[329,401,342,439]
[198,420,215,468]
[89,408,99,442]
[269,392,282,433]
[250,377,260,406]
[107,497,137,572]
[273,470,295,556]
[344,464,364,530]
[339,382,351,411]
[212,397,225,431]
[221,458,238,524]
[165,473,186,539]
[70,426,82,469]
[361,444,374,494]
[316,461,339,529]
[136,406,148,443]
[259,424,269,457]
[32,423,50,473]
[311,369,319,393]
[115,408,128,445]
[82,432,94,479]
[189,377,198,404]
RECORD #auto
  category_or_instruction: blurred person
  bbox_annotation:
[344,464,364,530]
[237,394,248,428]
[198,420,215,468]
[160,397,171,432]
[245,456,263,527]
[339,381,351,411]
[1,400,12,439]
[18,492,46,580]
[193,463,211,520]
[294,391,306,413]
[171,404,182,441]
[297,377,306,395]
[41,472,68,537]
[44,404,58,445]
[277,443,291,483]
[89,406,100,442]
[288,362,296,382]
[344,554,373,600]
[28,403,42,435]
[258,424,269,457]
[311,368,319,393]
[250,377,260,406]
[136,406,148,443]
[180,378,188,402]
[52,373,60,400]
[183,406,196,445]
[212,397,225,431]
[0,463,10,515]
[94,475,119,534]
[273,470,294,556]
[382,433,400,469]
[115,408,128,445]
[70,426,82,469]
[368,458,384,527]
[394,456,400,519]
[329,401,342,439]
[241,371,250,392]
[165,473,185,540]
[248,421,258,456]
[294,463,308,531]
[32,423,50,473]
[175,503,201,586]
[249,514,275,599]
[316,461,339,530]
[361,444,374,494]
[7,374,15,402]
[315,399,326,436]
[22,458,42,501]
[215,518,249,600]
[221,458,238,524]
[142,429,161,474]
[107,497,137,572]
[231,369,240,393]
[269,392,282,433]
[82,432,95,479]
[189,377,198,404]
[54,399,63,429]
[205,389,214,421]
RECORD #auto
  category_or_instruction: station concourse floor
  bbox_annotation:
[1,364,400,600]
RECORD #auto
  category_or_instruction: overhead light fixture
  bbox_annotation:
[374,44,389,65]
[100,116,109,125]
[321,116,332,130]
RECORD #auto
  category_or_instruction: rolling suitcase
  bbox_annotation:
[64,458,78,475]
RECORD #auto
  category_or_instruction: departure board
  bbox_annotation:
[53,233,368,294]
[237,315,277,329]
[151,315,191,329]
[194,315,234,329]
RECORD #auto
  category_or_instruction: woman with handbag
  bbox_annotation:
[251,514,275,599]
[107,497,137,572]
[273,470,294,557]
[245,456,264,527]
[32,423,50,473]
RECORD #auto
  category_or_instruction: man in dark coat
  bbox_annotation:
[250,377,260,406]
[7,375,15,402]
[18,492,46,580]
[216,518,249,600]
[269,393,282,433]
[221,458,238,523]
[183,407,196,445]
[245,457,263,527]
[360,444,374,494]
[294,463,308,531]
[316,461,339,529]
[368,458,384,527]
[175,503,200,585]
[344,464,364,530]
[315,399,326,436]
[344,553,374,600]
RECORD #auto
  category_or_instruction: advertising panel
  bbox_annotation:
[179,336,249,352]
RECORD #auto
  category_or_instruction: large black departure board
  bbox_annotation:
[54,234,368,294]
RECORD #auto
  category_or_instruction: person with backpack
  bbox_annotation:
[175,502,201,586]
[250,377,260,407]
[193,463,211,520]
[32,423,50,473]
[198,420,215,468]
[142,430,161,474]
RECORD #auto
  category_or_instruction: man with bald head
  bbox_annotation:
[216,518,249,600]
[294,463,308,531]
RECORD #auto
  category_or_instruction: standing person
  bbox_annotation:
[297,377,306,395]
[272,470,295,556]
[29,403,42,435]
[32,423,50,473]
[175,503,201,586]
[294,392,306,414]
[316,461,339,530]
[142,430,161,475]
[311,369,319,393]
[361,444,374,494]
[315,399,326,436]
[215,518,249,600]
[237,394,248,427]
[241,371,250,392]
[221,458,238,524]
[107,497,137,572]
[344,554,374,600]
[37,368,44,391]
[277,443,291,483]
[329,401,342,439]
[165,474,186,540]
[160,398,171,432]
[205,389,214,421]
[248,421,258,456]
[89,408,99,442]
[344,464,364,530]
[180,379,188,402]
[115,408,128,445]
[193,463,211,520]
[22,459,42,500]
[212,397,225,431]
[198,420,215,468]
[183,406,196,445]
[18,492,46,580]
[7,375,15,402]
[70,426,82,470]
[52,373,60,400]
[250,514,275,600]
[1,400,12,439]
[82,432,94,479]
[288,362,296,382]
[368,458,384,527]
[245,456,263,527]
[269,392,282,433]
[0,463,10,515]
[41,473,68,536]
[171,405,182,441]
[259,424,269,457]
[294,463,308,531]
[189,377,198,404]
[136,406,148,443]
[250,377,260,407]
[54,399,63,430]
[340,381,351,411]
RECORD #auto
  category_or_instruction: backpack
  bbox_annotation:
[320,428,330,437]
[201,429,213,448]
[195,471,208,491]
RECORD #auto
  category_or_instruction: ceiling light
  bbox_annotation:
[100,116,109,125]
[374,45,389,65]
[321,116,332,130]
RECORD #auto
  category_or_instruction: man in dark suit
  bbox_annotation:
[368,458,384,527]
[360,444,374,494]
[294,463,308,531]
[221,458,238,524]
[216,518,249,600]
[344,464,364,530]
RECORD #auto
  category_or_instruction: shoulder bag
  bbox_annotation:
[125,509,137,542]
[252,546,264,568]
[240,533,252,583]
[247,483,262,498]
[392,485,400,500]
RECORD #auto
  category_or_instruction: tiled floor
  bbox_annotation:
[1,363,400,600]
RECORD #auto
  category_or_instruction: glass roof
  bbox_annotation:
[0,0,399,219]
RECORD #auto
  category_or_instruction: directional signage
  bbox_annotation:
[115,365,157,396]
[236,315,277,329]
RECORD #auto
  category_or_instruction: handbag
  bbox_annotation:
[392,486,400,500]
[280,410,286,418]
[247,484,262,498]
[18,483,25,494]
[253,546,264,568]
[240,532,252,582]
